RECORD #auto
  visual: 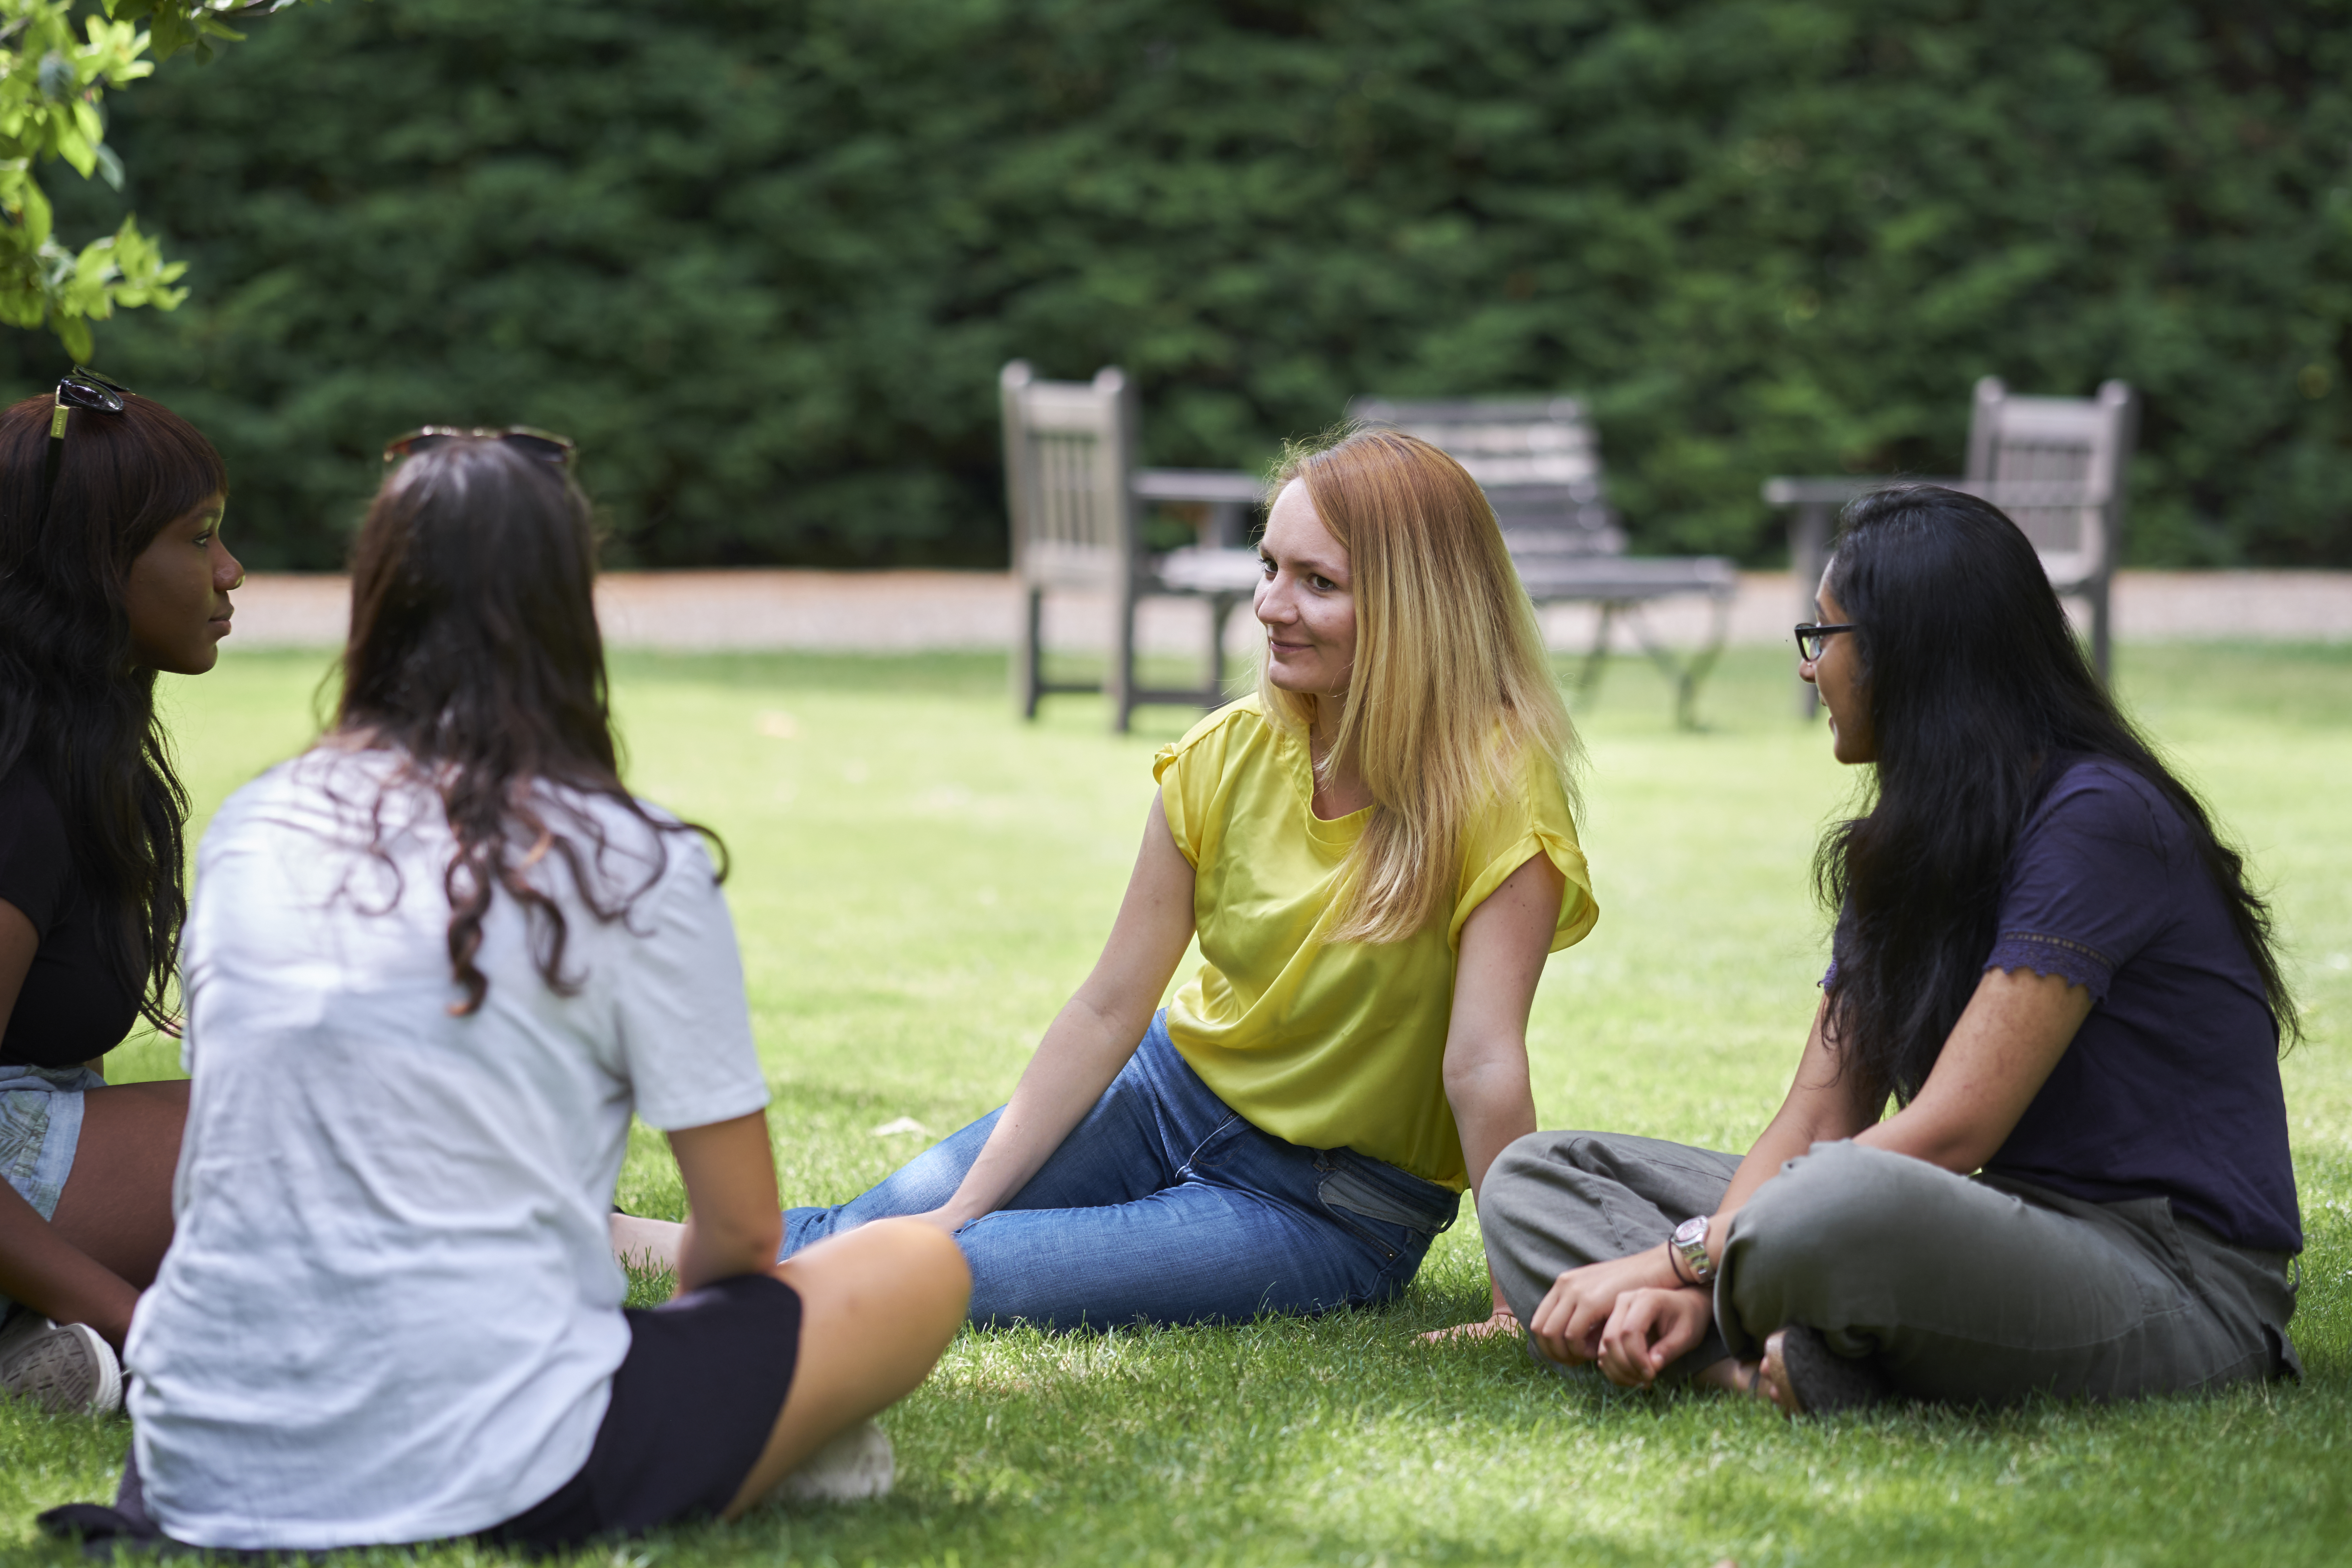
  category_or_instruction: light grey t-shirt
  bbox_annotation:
[126,749,771,1549]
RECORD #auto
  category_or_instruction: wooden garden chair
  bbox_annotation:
[1764,377,2139,711]
[1000,361,1266,732]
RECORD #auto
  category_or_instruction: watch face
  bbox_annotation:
[1673,1215,1707,1248]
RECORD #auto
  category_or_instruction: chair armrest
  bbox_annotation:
[1132,469,1269,505]
[1152,546,1265,595]
[1762,475,2104,509]
[1760,475,1967,507]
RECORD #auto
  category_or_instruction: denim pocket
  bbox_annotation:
[1315,1150,1458,1262]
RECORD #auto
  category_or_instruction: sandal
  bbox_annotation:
[1761,1325,1893,1416]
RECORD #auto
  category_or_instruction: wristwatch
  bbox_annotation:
[1669,1214,1716,1286]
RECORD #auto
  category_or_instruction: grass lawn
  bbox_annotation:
[6,639,2350,1566]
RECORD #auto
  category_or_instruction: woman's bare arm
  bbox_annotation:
[1520,995,1870,1365]
[0,899,144,1348]
[917,792,1197,1232]
[1426,852,1563,1335]
[1854,967,2091,1172]
[1699,994,1879,1249]
[666,1109,785,1292]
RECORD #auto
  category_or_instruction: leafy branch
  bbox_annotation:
[0,0,327,361]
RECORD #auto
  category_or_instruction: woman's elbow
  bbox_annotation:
[1865,1119,2001,1176]
[693,1208,784,1271]
[1442,1047,1530,1107]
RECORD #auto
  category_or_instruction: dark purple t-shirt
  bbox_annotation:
[1980,759,2298,1250]
[1832,757,2300,1253]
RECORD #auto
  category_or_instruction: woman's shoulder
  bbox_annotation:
[1153,694,1280,783]
[1474,734,1580,838]
[205,746,413,839]
[2031,755,2189,854]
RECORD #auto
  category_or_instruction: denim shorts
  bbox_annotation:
[0,1063,105,1316]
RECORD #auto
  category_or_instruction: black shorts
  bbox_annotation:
[486,1273,804,1552]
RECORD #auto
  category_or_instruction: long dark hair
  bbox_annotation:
[0,389,226,1035]
[1816,485,2295,1110]
[335,438,720,1015]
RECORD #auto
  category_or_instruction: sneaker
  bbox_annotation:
[0,1315,123,1415]
[772,1419,894,1504]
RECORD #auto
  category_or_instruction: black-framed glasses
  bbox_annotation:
[382,425,577,468]
[1794,622,1856,660]
[44,366,132,511]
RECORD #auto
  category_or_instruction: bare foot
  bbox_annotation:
[1419,1309,1522,1344]
[1692,1356,1763,1397]
[1755,1328,1802,1416]
[609,1213,684,1274]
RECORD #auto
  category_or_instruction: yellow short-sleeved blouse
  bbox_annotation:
[1152,695,1598,1190]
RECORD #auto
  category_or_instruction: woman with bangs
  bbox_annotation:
[0,371,241,1415]
[761,427,1600,1331]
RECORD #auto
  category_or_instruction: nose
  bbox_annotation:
[1798,654,1819,686]
[214,538,245,592]
[1254,573,1291,626]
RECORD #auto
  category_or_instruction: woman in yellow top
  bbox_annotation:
[778,428,1598,1329]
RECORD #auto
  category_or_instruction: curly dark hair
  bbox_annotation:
[0,388,227,1036]
[1816,485,2295,1110]
[335,437,721,1014]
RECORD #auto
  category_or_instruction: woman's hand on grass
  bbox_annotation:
[1420,1306,1521,1344]
[1595,1286,1713,1387]
[1525,1245,1683,1365]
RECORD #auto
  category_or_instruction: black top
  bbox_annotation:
[0,764,139,1068]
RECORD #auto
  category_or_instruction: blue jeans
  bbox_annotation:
[781,1013,1460,1329]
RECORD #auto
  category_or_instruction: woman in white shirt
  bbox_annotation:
[111,431,969,1552]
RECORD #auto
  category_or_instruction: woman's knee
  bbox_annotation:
[1727,1141,1949,1296]
[777,1216,972,1335]
[1478,1129,1619,1223]
[1476,1131,1558,1226]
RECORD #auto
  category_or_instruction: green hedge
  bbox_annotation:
[10,0,2350,569]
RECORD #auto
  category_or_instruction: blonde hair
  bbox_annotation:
[1258,426,1580,944]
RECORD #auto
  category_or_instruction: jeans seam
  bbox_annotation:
[1179,1112,1246,1175]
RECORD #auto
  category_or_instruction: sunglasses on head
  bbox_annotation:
[43,366,133,516]
[382,426,577,468]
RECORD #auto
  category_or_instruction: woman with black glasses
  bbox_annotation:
[1475,484,2302,1413]
[0,371,240,1415]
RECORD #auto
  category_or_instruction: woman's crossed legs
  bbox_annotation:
[1480,1130,2297,1408]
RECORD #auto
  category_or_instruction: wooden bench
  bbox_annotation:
[1349,396,1738,728]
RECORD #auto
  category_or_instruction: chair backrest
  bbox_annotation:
[1347,396,1623,559]
[1001,361,1137,588]
[1962,377,2138,589]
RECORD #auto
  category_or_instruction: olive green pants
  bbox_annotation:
[1479,1130,2300,1405]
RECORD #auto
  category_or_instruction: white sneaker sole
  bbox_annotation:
[0,1318,123,1415]
[771,1419,894,1504]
